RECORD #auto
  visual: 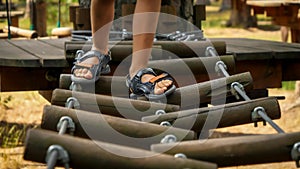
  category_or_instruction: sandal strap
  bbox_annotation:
[71,50,111,80]
[75,50,111,63]
[128,68,173,96]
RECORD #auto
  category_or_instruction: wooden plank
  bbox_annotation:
[247,0,283,7]
[0,11,24,18]
[0,67,64,92]
[24,129,217,169]
[38,38,68,49]
[8,39,68,67]
[216,38,300,60]
[0,40,40,67]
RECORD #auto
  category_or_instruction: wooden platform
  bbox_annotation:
[1,38,300,92]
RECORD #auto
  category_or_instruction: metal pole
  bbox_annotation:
[46,150,58,169]
[57,0,61,28]
[209,46,285,134]
[5,0,11,39]
[58,120,68,135]
[257,109,285,133]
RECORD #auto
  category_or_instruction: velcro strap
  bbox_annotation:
[149,73,168,83]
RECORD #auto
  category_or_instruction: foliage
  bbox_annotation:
[282,81,296,90]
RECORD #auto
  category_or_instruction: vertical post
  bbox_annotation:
[5,0,11,39]
[57,0,61,28]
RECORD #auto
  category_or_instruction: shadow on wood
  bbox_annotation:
[24,129,217,169]
[42,105,195,149]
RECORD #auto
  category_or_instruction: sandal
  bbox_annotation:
[71,50,111,84]
[126,68,176,100]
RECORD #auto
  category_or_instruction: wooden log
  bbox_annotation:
[58,72,252,109]
[151,132,300,167]
[167,72,253,108]
[142,97,281,132]
[51,27,73,37]
[59,55,236,90]
[64,40,226,60]
[51,89,180,120]
[24,129,217,169]
[41,105,195,149]
[3,26,38,39]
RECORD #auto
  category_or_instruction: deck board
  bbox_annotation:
[0,40,40,67]
[8,39,68,67]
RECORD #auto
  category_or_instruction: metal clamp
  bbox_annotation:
[160,121,172,127]
[291,142,300,168]
[215,61,228,76]
[65,97,80,109]
[230,82,245,100]
[174,153,187,159]
[251,107,267,127]
[57,116,75,135]
[161,134,177,144]
[45,145,69,169]
[205,46,218,57]
[69,82,82,91]
[75,50,84,59]
[155,110,166,115]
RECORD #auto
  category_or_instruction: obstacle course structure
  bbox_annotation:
[23,40,300,169]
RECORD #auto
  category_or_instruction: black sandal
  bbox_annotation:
[126,68,176,100]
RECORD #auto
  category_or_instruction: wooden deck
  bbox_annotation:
[1,38,300,92]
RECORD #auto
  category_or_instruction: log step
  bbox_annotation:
[41,105,196,149]
[51,89,180,120]
[57,72,253,109]
[151,131,300,167]
[24,129,217,169]
[65,40,227,60]
[59,55,236,90]
[142,97,281,132]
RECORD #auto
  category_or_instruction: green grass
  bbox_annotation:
[282,81,296,90]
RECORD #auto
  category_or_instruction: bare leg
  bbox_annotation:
[73,0,114,79]
[130,0,173,94]
[281,26,289,42]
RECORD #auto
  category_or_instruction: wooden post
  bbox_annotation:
[41,105,196,149]
[34,0,47,37]
[142,97,281,132]
[24,129,217,169]
[51,89,180,120]
[151,132,300,167]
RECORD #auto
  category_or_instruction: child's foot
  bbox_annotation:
[127,68,176,100]
[71,50,111,84]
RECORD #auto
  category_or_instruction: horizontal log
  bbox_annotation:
[167,72,253,108]
[151,132,300,167]
[4,26,38,39]
[65,40,226,60]
[142,97,281,132]
[59,72,252,109]
[51,89,180,120]
[24,129,217,169]
[41,105,195,149]
[60,55,235,89]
